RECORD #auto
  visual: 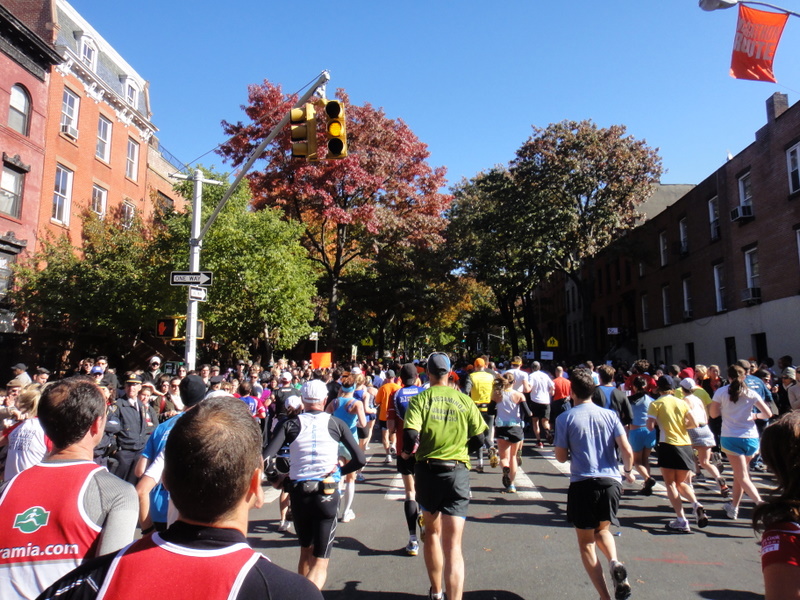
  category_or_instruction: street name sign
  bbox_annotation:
[170,271,213,286]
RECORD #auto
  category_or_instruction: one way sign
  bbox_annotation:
[170,271,213,286]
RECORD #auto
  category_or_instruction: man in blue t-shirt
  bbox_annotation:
[554,367,635,600]
[134,375,207,532]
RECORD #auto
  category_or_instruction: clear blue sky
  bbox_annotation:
[68,0,800,188]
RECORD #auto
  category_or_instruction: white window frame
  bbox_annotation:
[52,164,73,225]
[91,184,107,217]
[96,115,112,162]
[641,294,649,331]
[125,81,139,108]
[679,218,688,254]
[738,171,753,207]
[662,285,671,326]
[80,36,97,70]
[745,248,760,289]
[8,84,31,136]
[708,197,720,240]
[0,165,24,219]
[121,201,135,229]
[60,88,80,131]
[788,143,800,194]
[682,277,693,315]
[714,263,726,312]
[659,231,668,266]
[125,138,139,181]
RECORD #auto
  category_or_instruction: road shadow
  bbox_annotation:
[697,591,762,599]
[334,535,408,557]
[324,581,527,599]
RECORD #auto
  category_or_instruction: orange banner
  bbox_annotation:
[730,5,789,83]
[311,352,332,370]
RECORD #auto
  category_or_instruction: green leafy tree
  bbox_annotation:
[510,120,663,357]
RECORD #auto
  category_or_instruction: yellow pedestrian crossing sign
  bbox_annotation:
[546,337,559,348]
[361,336,374,347]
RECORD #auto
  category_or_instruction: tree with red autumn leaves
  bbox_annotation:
[218,81,451,345]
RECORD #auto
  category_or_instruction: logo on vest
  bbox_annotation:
[13,506,50,534]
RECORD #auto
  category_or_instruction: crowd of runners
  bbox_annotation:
[0,351,799,600]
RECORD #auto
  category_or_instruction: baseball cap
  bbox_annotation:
[679,377,695,391]
[474,358,485,369]
[90,366,104,375]
[125,374,143,384]
[301,379,328,403]
[11,363,27,371]
[149,356,161,365]
[399,363,418,385]
[351,366,362,376]
[427,352,451,376]
[280,371,292,382]
[285,394,303,411]
[386,369,396,379]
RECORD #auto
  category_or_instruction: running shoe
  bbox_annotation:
[428,588,445,600]
[724,501,739,520]
[717,477,730,498]
[694,505,709,528]
[488,446,499,468]
[665,518,691,533]
[475,464,484,474]
[417,513,425,542]
[502,484,517,494]
[610,559,632,600]
[341,509,356,523]
[277,520,292,533]
[711,451,725,473]
[637,477,656,496]
[356,472,366,483]
[502,466,511,489]
[384,454,393,465]
[545,431,554,446]
[536,441,544,449]
[390,446,397,457]
[405,539,419,556]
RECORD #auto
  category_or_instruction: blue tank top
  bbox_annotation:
[333,397,359,435]
[630,394,653,427]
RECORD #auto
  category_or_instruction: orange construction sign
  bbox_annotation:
[730,4,789,83]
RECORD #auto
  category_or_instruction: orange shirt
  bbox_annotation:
[553,376,571,401]
[376,381,401,421]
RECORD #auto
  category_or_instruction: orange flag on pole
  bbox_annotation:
[730,4,789,83]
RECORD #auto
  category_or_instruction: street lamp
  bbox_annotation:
[699,0,800,17]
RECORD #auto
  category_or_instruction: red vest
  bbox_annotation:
[97,534,263,600]
[0,461,103,599]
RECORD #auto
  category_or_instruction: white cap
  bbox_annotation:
[285,394,303,411]
[679,377,695,391]
[280,371,292,382]
[301,380,328,403]
[351,366,362,375]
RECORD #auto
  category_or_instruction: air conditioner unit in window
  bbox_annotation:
[60,124,78,140]
[741,287,761,304]
[730,205,754,222]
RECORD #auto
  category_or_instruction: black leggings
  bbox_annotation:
[288,486,340,558]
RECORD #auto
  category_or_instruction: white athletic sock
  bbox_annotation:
[343,481,355,514]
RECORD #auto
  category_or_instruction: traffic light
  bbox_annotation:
[289,103,317,160]
[324,99,347,159]
[156,318,178,339]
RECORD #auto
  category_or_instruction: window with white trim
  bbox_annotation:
[91,184,107,217]
[96,115,112,162]
[708,197,720,241]
[682,277,693,317]
[52,164,73,225]
[126,82,138,107]
[8,85,31,136]
[738,172,753,207]
[60,88,80,136]
[713,263,726,312]
[662,285,671,326]
[788,143,800,194]
[659,231,668,266]
[80,36,97,70]
[125,138,139,181]
[744,248,760,289]
[121,201,135,228]
[641,294,649,331]
[0,165,24,219]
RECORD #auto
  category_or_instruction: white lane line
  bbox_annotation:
[510,469,543,499]
[263,486,282,504]
[384,473,405,501]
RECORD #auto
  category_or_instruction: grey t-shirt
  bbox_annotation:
[554,402,625,483]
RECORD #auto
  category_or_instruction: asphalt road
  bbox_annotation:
[247,441,771,600]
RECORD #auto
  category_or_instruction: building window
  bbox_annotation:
[8,85,31,136]
[662,285,671,326]
[679,218,688,255]
[121,201,135,228]
[744,248,760,289]
[796,229,800,268]
[96,115,112,162]
[80,36,97,70]
[60,88,80,138]
[708,197,720,241]
[738,171,753,207]
[659,231,668,266]
[125,82,138,107]
[641,294,649,331]
[52,164,73,225]
[788,143,800,194]
[0,166,24,219]
[91,184,107,217]
[713,263,726,312]
[682,277,693,319]
[125,138,139,181]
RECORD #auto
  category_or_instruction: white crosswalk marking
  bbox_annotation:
[509,469,543,499]
[384,473,406,501]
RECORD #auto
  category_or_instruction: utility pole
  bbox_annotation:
[169,70,332,371]
[169,169,223,372]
